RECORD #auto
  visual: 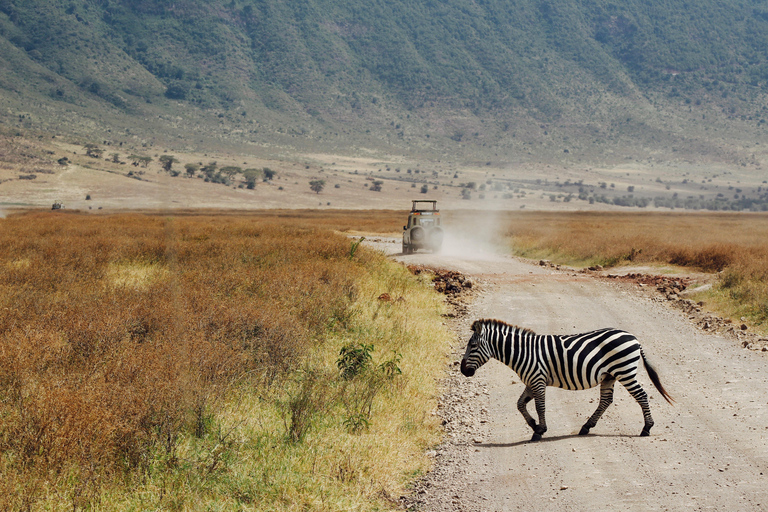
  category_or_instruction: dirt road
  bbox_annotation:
[377,239,768,511]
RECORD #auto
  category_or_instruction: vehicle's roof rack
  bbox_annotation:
[411,200,439,212]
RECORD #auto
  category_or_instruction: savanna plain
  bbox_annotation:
[1,208,767,511]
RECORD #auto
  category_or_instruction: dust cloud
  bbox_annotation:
[440,211,508,261]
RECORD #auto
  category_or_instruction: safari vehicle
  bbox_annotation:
[402,200,443,254]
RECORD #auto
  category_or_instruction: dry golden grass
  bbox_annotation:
[501,211,765,269]
[499,211,768,330]
[0,211,448,510]
[115,208,409,236]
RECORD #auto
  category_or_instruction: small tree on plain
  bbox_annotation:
[84,144,103,158]
[201,162,217,179]
[159,155,178,173]
[309,179,326,194]
[220,166,242,180]
[243,168,262,189]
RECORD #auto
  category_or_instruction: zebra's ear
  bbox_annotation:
[471,320,482,333]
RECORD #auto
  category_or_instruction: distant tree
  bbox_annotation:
[165,82,189,100]
[420,184,429,194]
[370,180,383,192]
[309,179,326,194]
[84,143,103,158]
[243,168,262,189]
[263,168,276,180]
[128,155,152,167]
[110,153,121,164]
[185,163,200,177]
[220,166,242,179]
[201,162,217,179]
[159,155,178,173]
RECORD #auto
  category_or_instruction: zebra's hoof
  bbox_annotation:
[640,428,651,437]
[579,426,591,436]
[531,433,542,442]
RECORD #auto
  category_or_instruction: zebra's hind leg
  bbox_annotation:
[579,377,616,435]
[618,375,655,436]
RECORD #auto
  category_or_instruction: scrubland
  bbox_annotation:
[0,212,449,510]
[500,211,768,332]
[4,207,767,510]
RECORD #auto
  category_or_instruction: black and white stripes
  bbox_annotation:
[460,319,673,441]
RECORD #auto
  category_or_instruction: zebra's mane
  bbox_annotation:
[471,318,536,336]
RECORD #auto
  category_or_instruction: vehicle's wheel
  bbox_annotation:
[410,226,425,243]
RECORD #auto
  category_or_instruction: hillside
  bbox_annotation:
[2,0,768,168]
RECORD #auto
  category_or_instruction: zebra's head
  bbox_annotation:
[460,320,491,377]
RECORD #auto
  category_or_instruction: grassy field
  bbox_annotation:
[161,209,768,335]
[173,209,768,333]
[495,211,768,333]
[0,211,449,511]
[3,208,767,509]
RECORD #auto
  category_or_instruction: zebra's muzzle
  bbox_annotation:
[460,359,475,377]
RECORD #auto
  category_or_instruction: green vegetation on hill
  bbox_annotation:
[2,0,768,160]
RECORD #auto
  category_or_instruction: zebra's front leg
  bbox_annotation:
[516,387,537,432]
[580,377,616,435]
[518,385,548,441]
[530,384,547,441]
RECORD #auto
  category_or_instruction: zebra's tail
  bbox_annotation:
[641,350,675,405]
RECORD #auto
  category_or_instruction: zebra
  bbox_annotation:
[460,319,674,441]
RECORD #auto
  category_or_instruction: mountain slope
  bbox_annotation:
[1,0,768,164]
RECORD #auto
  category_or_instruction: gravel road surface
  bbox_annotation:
[365,237,768,512]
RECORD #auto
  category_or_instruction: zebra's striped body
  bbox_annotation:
[460,319,673,441]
